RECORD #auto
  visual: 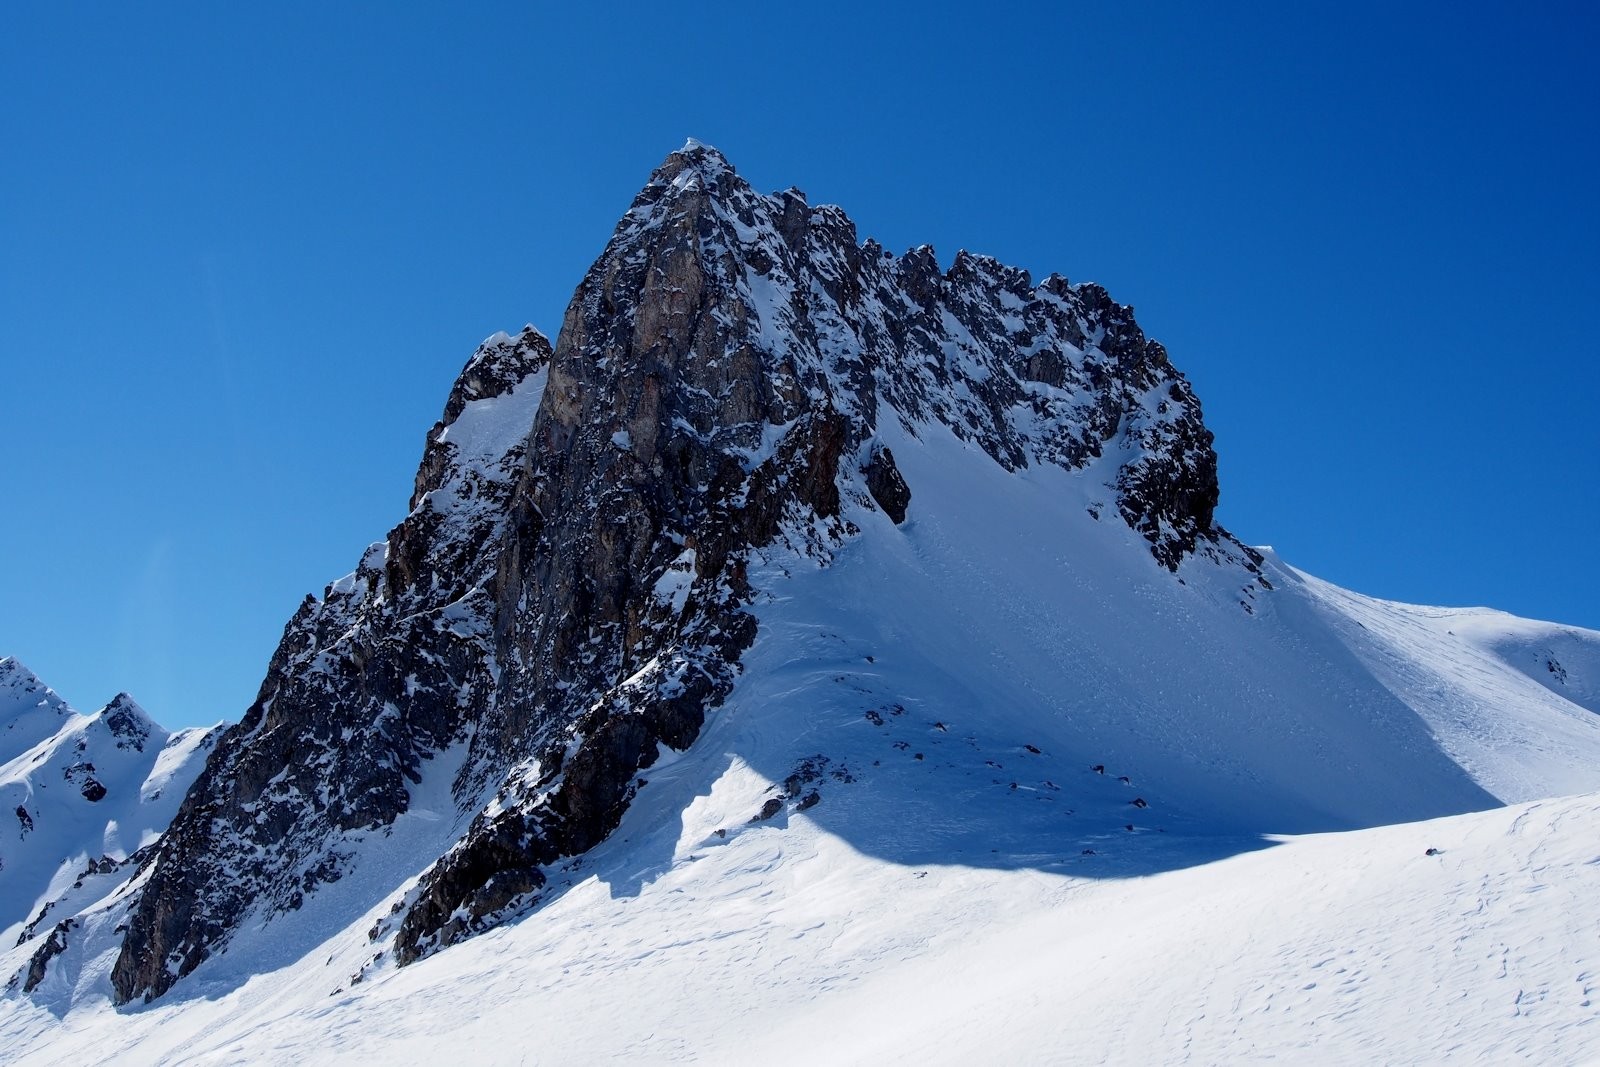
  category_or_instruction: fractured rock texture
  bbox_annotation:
[111,143,1248,1002]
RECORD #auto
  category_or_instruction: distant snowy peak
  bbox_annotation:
[98,693,156,753]
[1,666,221,975]
[0,659,74,764]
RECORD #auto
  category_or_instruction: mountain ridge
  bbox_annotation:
[104,140,1261,1002]
[4,145,1598,1041]
[0,657,220,992]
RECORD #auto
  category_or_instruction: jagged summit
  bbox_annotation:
[664,137,736,175]
[98,692,155,752]
[625,140,740,213]
[0,657,34,680]
[102,691,143,713]
[102,143,1255,1002]
[10,145,1600,1062]
[597,140,1235,565]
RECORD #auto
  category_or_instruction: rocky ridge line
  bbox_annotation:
[108,142,1257,1003]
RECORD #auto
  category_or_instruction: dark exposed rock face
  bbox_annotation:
[112,327,556,1003]
[863,447,911,525]
[22,919,76,993]
[110,142,1249,1002]
[102,693,152,752]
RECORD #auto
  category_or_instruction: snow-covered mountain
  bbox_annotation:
[3,143,1598,1061]
[0,659,219,1000]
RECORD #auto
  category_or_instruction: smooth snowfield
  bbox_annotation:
[5,421,1599,1061]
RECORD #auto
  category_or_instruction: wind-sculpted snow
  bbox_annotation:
[1266,554,1600,802]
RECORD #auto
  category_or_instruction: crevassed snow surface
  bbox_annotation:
[4,418,1599,1061]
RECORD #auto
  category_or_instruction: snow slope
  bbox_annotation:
[1,772,1594,1063]
[1271,557,1600,801]
[3,410,1598,1060]
[0,661,219,951]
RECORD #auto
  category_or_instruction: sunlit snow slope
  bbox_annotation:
[3,407,1599,1062]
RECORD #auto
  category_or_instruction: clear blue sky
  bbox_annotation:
[3,4,1596,728]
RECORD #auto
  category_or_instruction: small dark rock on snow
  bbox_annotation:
[751,797,783,822]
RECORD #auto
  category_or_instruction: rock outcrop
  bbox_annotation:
[109,142,1251,1002]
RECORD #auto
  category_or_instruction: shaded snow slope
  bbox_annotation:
[675,414,1597,845]
[0,671,220,952]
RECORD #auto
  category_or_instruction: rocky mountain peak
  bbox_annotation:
[437,325,550,428]
[0,657,46,704]
[98,693,155,752]
[657,138,736,186]
[105,144,1256,1004]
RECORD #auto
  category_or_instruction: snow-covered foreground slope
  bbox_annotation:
[4,416,1599,1061]
[3,782,1595,1063]
[0,660,219,954]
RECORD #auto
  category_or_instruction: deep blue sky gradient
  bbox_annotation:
[3,4,1596,727]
